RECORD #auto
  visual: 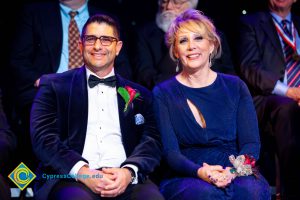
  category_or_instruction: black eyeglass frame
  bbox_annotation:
[82,35,118,46]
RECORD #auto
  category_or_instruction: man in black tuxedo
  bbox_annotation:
[133,0,235,90]
[0,88,17,200]
[237,0,300,198]
[30,14,163,200]
[10,0,132,170]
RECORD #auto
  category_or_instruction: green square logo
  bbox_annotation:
[8,162,36,190]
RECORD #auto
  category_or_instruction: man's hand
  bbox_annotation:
[34,78,40,87]
[99,167,132,198]
[286,87,300,105]
[77,165,114,194]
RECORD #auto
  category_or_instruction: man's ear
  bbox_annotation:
[116,41,123,56]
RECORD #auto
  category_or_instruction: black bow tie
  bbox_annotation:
[88,74,116,88]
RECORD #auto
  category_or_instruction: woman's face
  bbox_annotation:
[174,28,214,72]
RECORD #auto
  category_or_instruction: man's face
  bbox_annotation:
[79,22,122,74]
[159,0,192,14]
[269,0,296,12]
[59,0,86,7]
[156,0,193,32]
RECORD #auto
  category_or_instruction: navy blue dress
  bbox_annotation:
[153,73,270,200]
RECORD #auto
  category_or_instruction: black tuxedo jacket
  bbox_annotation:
[237,11,300,100]
[10,2,132,108]
[30,67,162,199]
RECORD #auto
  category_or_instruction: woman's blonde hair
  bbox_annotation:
[165,9,221,61]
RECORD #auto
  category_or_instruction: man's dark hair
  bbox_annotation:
[81,14,121,40]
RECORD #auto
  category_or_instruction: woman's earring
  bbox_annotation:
[208,53,212,65]
[176,59,180,72]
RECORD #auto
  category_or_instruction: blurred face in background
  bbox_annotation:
[268,0,296,14]
[156,0,198,32]
[59,0,86,9]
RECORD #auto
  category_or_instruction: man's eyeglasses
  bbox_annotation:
[82,35,118,46]
[160,0,189,6]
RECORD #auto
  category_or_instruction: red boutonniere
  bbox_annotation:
[117,86,140,112]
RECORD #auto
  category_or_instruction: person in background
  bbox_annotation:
[133,0,235,89]
[30,14,164,200]
[153,9,270,200]
[237,0,300,198]
[0,88,17,200]
[9,0,132,170]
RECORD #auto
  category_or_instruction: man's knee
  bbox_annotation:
[49,181,99,200]
[132,179,164,200]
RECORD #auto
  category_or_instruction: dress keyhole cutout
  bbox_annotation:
[186,98,206,128]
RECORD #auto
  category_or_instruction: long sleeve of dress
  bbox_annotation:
[236,80,261,160]
[153,86,201,177]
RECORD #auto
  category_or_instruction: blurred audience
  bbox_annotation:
[237,0,300,199]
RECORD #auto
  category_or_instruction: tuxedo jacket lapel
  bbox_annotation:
[68,67,88,154]
[116,75,135,156]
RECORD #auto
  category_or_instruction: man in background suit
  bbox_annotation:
[237,0,300,198]
[30,14,163,200]
[10,0,132,170]
[133,0,235,89]
[0,88,17,200]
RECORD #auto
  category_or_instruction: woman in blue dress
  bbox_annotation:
[153,9,271,200]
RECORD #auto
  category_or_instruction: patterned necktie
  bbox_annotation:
[281,20,300,87]
[281,19,292,39]
[68,11,83,69]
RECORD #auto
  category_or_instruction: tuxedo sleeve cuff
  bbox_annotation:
[69,161,89,181]
[122,164,138,184]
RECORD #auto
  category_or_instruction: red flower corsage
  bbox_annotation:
[229,154,258,177]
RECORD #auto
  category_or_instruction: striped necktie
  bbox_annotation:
[68,11,84,69]
[281,20,300,87]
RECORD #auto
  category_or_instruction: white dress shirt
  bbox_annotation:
[70,68,137,183]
